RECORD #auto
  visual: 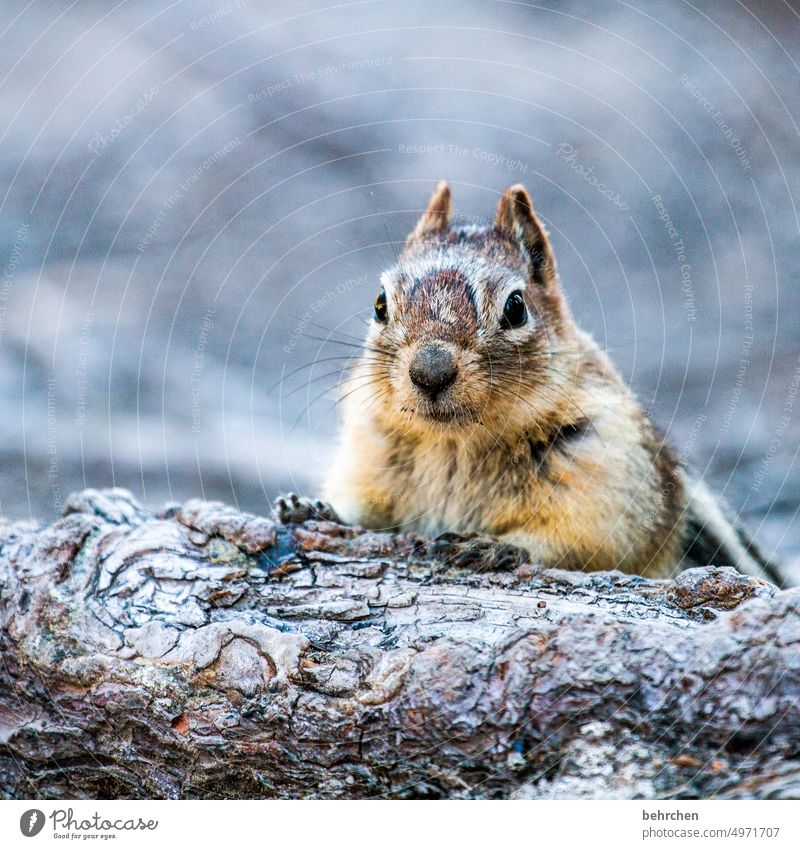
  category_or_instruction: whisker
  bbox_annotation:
[269,353,394,396]
[381,215,402,266]
[301,320,370,345]
[301,335,366,350]
[268,354,364,393]
[300,334,396,363]
[289,368,387,431]
[334,372,391,408]
[280,366,362,399]
[483,347,599,435]
[331,384,389,420]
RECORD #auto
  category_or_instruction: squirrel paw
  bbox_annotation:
[429,533,529,572]
[272,493,341,525]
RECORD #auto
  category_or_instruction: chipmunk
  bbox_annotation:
[316,181,781,583]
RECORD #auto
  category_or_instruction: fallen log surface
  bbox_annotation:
[0,488,798,800]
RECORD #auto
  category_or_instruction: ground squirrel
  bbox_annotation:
[320,181,781,582]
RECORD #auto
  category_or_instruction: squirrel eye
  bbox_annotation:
[500,291,527,329]
[374,289,388,323]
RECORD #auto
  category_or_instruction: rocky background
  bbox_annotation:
[0,0,798,577]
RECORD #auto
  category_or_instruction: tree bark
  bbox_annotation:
[1,488,798,800]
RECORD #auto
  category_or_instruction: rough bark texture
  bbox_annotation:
[1,488,798,800]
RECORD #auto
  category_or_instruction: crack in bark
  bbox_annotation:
[1,488,798,799]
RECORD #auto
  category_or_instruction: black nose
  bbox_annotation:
[409,344,457,398]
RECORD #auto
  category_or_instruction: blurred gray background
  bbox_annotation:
[0,0,798,572]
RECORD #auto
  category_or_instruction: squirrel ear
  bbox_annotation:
[494,184,557,287]
[405,181,451,248]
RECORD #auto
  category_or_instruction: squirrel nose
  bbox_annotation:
[409,344,457,398]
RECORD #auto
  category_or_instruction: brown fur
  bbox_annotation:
[322,183,773,580]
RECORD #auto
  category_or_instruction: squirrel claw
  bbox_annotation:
[273,493,341,525]
[430,533,529,572]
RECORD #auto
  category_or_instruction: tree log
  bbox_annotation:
[1,488,798,800]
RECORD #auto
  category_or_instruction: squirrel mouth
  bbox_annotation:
[415,401,474,425]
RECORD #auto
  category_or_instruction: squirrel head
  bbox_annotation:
[361,181,577,437]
